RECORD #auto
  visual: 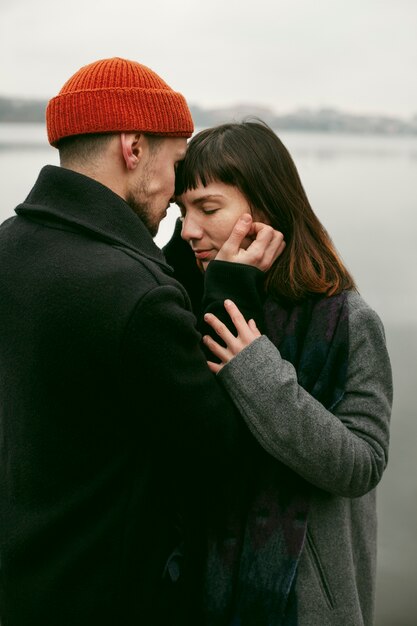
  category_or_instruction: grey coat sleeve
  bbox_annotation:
[217,293,393,497]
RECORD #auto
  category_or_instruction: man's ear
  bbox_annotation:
[120,132,144,170]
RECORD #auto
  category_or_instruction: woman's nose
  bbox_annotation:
[180,214,203,241]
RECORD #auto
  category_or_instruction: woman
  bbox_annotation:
[164,121,392,626]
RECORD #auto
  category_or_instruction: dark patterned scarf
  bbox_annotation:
[203,292,350,626]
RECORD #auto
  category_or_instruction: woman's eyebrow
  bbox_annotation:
[174,194,225,210]
[193,194,224,205]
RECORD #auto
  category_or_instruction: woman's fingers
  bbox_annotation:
[207,360,222,374]
[203,312,236,346]
[248,318,260,333]
[244,223,285,271]
[203,301,262,368]
[202,333,231,362]
[215,214,253,261]
[223,299,259,342]
[215,216,285,272]
[204,302,256,350]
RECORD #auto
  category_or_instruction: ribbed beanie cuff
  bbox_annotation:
[46,58,194,146]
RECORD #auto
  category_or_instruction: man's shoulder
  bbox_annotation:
[1,213,187,310]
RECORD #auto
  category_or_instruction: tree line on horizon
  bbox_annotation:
[1,96,416,135]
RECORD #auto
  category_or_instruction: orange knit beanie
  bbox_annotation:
[46,57,194,146]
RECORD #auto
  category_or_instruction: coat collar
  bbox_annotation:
[15,165,171,271]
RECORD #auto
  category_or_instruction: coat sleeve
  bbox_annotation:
[217,297,393,497]
[119,283,246,464]
[201,260,266,331]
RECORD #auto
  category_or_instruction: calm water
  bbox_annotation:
[1,124,417,624]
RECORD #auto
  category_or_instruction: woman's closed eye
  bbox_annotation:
[202,208,220,215]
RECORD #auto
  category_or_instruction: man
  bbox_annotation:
[0,58,283,625]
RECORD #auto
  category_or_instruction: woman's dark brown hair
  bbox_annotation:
[175,121,356,302]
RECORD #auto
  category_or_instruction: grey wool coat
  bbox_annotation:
[219,291,393,626]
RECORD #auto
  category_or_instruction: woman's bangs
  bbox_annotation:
[176,136,229,195]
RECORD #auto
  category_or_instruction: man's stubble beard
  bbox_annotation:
[126,193,159,238]
[126,175,159,238]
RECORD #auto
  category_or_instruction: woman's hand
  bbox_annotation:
[203,299,261,373]
[215,213,285,272]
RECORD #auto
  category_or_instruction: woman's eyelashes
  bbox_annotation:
[178,205,220,222]
[202,208,219,215]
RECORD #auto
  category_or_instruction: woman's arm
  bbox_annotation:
[205,295,393,497]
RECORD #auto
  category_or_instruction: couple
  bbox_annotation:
[0,58,392,626]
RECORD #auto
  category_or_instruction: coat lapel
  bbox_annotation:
[15,165,172,272]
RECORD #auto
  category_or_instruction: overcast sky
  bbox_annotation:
[1,0,416,118]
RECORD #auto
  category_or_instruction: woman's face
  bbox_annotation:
[178,180,260,271]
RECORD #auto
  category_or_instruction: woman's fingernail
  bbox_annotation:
[241,214,251,223]
[224,299,233,307]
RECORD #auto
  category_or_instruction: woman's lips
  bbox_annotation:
[193,249,214,260]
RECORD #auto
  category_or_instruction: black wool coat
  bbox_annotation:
[0,166,263,626]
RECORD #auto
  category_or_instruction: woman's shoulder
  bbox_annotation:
[344,290,385,329]
[342,291,389,368]
[345,289,373,312]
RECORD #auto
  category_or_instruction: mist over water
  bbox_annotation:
[1,124,416,624]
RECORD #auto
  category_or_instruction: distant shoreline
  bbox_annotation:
[1,96,416,136]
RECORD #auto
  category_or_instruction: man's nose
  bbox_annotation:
[180,214,203,241]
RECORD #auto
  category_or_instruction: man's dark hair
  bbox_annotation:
[58,132,164,167]
[58,133,116,166]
